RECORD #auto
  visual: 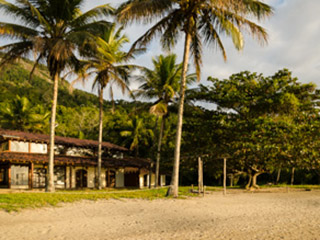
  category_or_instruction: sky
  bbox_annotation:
[1,0,320,102]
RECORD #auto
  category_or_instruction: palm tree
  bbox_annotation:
[0,95,49,132]
[117,0,273,197]
[120,115,154,157]
[135,53,196,187]
[79,24,135,189]
[0,0,113,192]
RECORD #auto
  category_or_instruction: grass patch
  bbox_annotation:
[0,187,200,212]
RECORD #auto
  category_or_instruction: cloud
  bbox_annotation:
[1,0,319,102]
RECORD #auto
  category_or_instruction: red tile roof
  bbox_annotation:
[0,129,127,151]
[0,152,150,168]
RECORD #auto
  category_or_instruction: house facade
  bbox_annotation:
[0,129,165,189]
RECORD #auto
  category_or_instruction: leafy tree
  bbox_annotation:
[192,69,320,188]
[0,0,113,192]
[117,0,272,196]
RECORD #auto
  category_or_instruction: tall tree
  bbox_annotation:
[135,53,196,187]
[0,0,113,192]
[192,69,320,188]
[78,24,135,189]
[117,0,273,196]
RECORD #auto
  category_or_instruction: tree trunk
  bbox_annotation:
[245,173,252,190]
[251,172,261,189]
[291,167,295,186]
[46,72,59,192]
[198,157,203,194]
[229,174,234,187]
[149,162,153,189]
[97,86,104,190]
[276,168,281,185]
[155,116,164,187]
[167,31,192,197]
[223,158,227,195]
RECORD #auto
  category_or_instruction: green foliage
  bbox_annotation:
[187,69,320,186]
[0,187,199,212]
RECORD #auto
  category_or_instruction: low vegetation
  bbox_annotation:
[0,187,199,212]
[2,185,319,212]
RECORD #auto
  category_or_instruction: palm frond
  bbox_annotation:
[0,41,33,68]
[71,4,114,27]
[117,0,174,24]
[0,22,38,40]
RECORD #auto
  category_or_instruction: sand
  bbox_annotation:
[1,190,320,240]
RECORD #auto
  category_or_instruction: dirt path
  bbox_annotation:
[1,191,320,240]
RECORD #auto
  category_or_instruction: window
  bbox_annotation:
[30,143,47,154]
[54,166,65,188]
[0,141,9,152]
[11,165,29,186]
[11,141,29,153]
[33,168,46,188]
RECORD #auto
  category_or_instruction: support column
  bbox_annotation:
[107,169,110,188]
[69,166,72,189]
[8,163,11,189]
[29,162,34,189]
[148,162,153,189]
[64,166,67,189]
[223,158,227,196]
[198,157,203,194]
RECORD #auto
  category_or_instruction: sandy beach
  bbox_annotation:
[1,190,320,240]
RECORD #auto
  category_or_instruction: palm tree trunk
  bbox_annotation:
[155,116,164,187]
[167,31,192,197]
[98,86,104,190]
[276,168,281,185]
[291,167,295,186]
[46,72,59,192]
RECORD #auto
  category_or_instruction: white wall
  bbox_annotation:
[87,167,95,188]
[10,141,29,152]
[101,168,107,188]
[160,175,166,186]
[116,169,124,187]
[30,143,47,154]
[139,174,144,188]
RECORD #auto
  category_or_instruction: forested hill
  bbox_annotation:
[0,59,111,109]
[0,60,152,145]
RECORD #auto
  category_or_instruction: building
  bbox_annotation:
[0,129,166,189]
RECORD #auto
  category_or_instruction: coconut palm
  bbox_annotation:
[117,0,273,197]
[0,0,113,192]
[120,115,154,157]
[135,53,196,187]
[0,95,49,132]
[78,24,135,189]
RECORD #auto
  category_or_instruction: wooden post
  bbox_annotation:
[107,169,111,188]
[148,162,153,189]
[69,166,72,189]
[8,163,11,189]
[64,166,67,189]
[29,162,34,189]
[198,157,203,195]
[276,168,281,185]
[291,167,295,186]
[223,158,227,196]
